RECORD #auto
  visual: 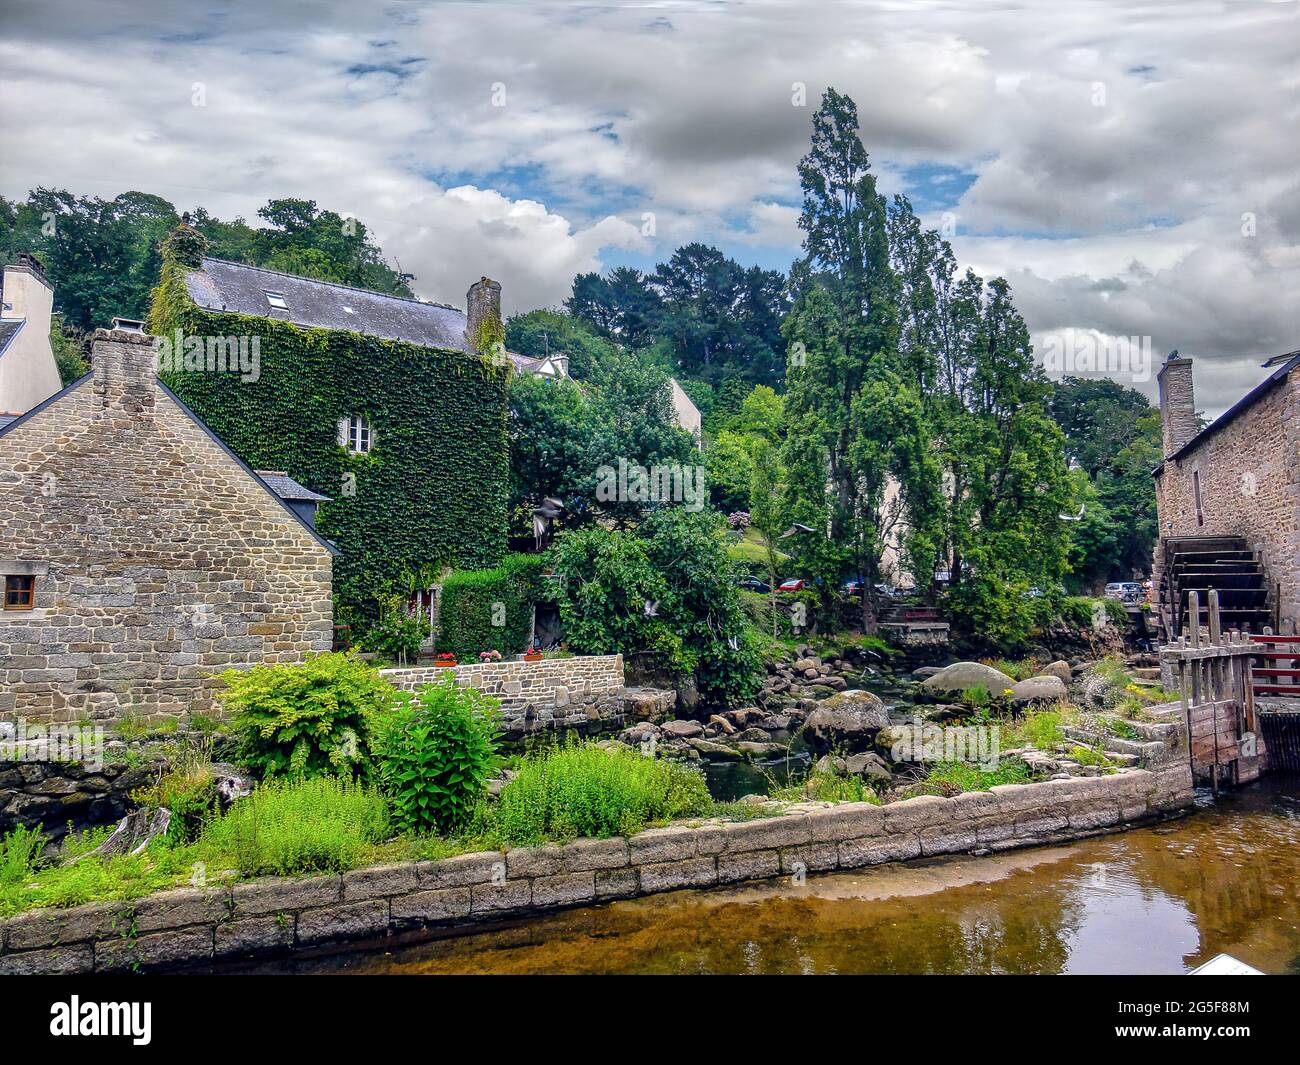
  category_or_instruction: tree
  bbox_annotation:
[748,437,786,636]
[506,307,616,380]
[781,89,903,632]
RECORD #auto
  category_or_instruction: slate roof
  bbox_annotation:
[254,470,332,503]
[0,414,18,431]
[1164,349,1300,464]
[185,257,473,352]
[0,319,23,358]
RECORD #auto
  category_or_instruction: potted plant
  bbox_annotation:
[434,652,458,669]
[523,648,543,663]
[478,649,502,663]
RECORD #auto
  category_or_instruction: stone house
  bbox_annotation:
[1153,350,1299,639]
[0,322,337,726]
[0,254,63,419]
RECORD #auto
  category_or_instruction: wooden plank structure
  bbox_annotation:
[1247,622,1300,698]
[1159,590,1267,793]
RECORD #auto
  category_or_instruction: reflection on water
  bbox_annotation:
[261,780,1300,976]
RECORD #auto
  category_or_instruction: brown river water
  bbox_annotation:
[249,779,1300,975]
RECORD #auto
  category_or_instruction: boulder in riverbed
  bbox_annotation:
[1041,660,1072,684]
[920,661,1015,698]
[1010,675,1068,706]
[803,689,890,753]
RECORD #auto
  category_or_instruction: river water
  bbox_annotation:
[264,778,1299,976]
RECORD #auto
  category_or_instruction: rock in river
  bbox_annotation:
[803,689,890,753]
[920,661,1015,698]
[1010,675,1068,706]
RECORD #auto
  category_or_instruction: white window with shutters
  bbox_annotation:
[338,415,374,455]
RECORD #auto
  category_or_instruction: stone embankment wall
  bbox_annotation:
[381,655,636,740]
[0,764,1195,974]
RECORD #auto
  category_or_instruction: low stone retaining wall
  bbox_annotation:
[381,655,627,740]
[0,764,1195,974]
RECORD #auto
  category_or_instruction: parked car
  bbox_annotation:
[778,578,807,592]
[1104,581,1145,604]
[737,576,772,594]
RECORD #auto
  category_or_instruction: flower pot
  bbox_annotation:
[523,653,543,663]
[433,660,457,669]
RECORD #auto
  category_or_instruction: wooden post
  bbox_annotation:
[1208,589,1221,646]
[1189,591,1201,648]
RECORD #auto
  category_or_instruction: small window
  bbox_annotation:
[264,290,288,310]
[1193,469,1204,527]
[346,414,372,455]
[4,575,35,610]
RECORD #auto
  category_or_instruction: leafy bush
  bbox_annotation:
[132,763,219,844]
[438,553,548,660]
[772,771,880,804]
[0,824,47,888]
[356,593,429,664]
[216,652,398,779]
[198,776,390,877]
[374,678,502,834]
[549,509,759,705]
[493,741,712,845]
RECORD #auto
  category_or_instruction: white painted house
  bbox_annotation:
[0,255,62,421]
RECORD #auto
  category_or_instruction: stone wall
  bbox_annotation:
[1154,364,1299,630]
[0,764,1196,974]
[0,327,335,727]
[381,655,627,740]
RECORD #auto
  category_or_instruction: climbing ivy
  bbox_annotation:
[437,554,548,660]
[148,255,512,623]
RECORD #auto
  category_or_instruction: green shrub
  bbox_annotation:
[216,652,398,778]
[0,824,47,887]
[771,771,880,804]
[374,677,502,834]
[198,776,390,877]
[493,741,712,844]
[438,553,548,660]
[1019,709,1064,749]
[132,763,220,844]
[356,593,429,664]
[915,759,1033,795]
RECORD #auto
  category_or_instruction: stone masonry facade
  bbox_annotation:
[0,763,1196,973]
[382,655,627,740]
[1154,357,1299,631]
[0,327,334,727]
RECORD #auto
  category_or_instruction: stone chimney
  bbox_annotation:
[465,277,502,353]
[1157,353,1198,458]
[92,319,157,416]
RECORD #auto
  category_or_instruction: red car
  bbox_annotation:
[778,578,806,592]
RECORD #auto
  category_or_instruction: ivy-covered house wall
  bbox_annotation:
[148,232,511,625]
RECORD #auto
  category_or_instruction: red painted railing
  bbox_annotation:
[1249,634,1300,698]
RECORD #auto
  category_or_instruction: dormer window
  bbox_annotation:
[342,414,373,455]
[264,290,288,310]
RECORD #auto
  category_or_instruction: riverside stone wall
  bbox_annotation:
[381,655,627,739]
[0,763,1195,974]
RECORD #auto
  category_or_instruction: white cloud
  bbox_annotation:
[0,0,1296,411]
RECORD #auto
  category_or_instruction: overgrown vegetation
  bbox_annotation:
[217,652,397,779]
[492,741,713,844]
[196,776,390,877]
[437,554,548,660]
[373,678,502,835]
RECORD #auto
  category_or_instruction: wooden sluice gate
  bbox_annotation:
[1159,589,1267,792]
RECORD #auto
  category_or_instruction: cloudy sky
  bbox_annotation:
[2,0,1297,414]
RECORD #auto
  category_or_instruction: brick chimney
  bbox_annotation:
[465,277,502,353]
[92,319,157,416]
[1157,353,1197,458]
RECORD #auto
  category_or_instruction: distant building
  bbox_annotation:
[1153,350,1299,639]
[0,322,336,726]
[0,254,62,417]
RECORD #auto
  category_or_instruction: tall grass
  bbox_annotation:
[198,776,389,877]
[493,741,712,845]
